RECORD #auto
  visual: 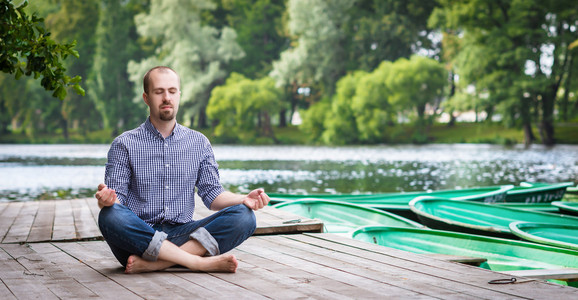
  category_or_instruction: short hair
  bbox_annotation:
[143,66,179,94]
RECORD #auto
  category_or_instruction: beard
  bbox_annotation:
[159,110,175,121]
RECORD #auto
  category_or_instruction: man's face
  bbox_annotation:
[144,69,181,122]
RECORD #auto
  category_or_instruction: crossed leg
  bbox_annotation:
[125,239,238,274]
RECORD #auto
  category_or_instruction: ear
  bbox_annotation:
[142,92,150,106]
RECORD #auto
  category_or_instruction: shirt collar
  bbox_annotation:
[144,117,183,140]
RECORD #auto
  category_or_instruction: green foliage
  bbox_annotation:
[313,56,447,145]
[129,0,245,128]
[321,71,365,145]
[88,0,149,135]
[431,0,578,145]
[387,55,447,121]
[207,73,282,143]
[222,0,286,79]
[270,0,354,97]
[299,99,331,143]
[0,0,84,100]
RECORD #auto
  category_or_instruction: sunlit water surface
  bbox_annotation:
[0,144,576,201]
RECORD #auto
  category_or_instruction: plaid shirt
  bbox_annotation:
[105,118,225,226]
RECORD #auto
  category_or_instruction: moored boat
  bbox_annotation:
[352,226,578,274]
[409,197,578,238]
[505,182,574,203]
[270,186,513,220]
[269,185,513,205]
[509,221,578,251]
[551,201,578,216]
[273,199,422,235]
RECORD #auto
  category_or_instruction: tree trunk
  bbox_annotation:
[560,54,574,121]
[198,107,208,129]
[279,109,287,128]
[520,97,534,148]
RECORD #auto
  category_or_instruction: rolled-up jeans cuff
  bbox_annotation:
[142,230,168,261]
[190,227,220,256]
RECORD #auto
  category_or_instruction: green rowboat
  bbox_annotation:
[269,185,513,216]
[551,201,578,216]
[409,197,578,238]
[352,226,578,274]
[509,221,578,251]
[273,199,422,235]
[505,182,574,203]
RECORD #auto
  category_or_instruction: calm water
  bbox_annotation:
[0,144,576,201]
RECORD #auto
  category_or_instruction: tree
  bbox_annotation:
[89,0,149,136]
[321,71,366,145]
[206,73,282,143]
[43,0,99,139]
[0,0,83,100]
[270,0,355,98]
[128,0,245,129]
[347,0,439,71]
[221,0,286,79]
[430,0,578,146]
[386,55,447,130]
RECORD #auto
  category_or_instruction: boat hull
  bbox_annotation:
[505,182,574,203]
[509,221,578,251]
[273,199,422,235]
[352,226,578,272]
[552,201,578,216]
[409,197,578,238]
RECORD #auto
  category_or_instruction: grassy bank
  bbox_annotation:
[1,121,577,145]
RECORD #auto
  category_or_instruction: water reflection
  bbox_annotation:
[1,144,576,201]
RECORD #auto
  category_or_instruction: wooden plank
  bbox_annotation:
[2,201,38,243]
[0,245,59,299]
[55,241,229,299]
[194,196,324,235]
[296,233,578,299]
[0,202,23,243]
[83,197,102,227]
[71,198,102,240]
[499,268,578,281]
[52,200,76,241]
[29,242,142,299]
[246,235,507,299]
[232,238,421,299]
[1,243,98,299]
[27,200,56,242]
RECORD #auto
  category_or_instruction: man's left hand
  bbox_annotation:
[243,188,270,211]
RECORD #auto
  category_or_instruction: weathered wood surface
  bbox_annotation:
[1,234,577,299]
[0,198,323,244]
[1,199,577,299]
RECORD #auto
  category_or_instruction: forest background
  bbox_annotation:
[2,0,578,147]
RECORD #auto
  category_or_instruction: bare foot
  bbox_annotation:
[198,254,238,273]
[125,254,238,274]
[125,255,164,274]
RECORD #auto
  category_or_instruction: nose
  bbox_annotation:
[162,91,172,102]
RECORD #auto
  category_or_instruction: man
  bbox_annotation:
[95,66,269,274]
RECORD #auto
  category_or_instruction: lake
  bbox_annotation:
[0,143,576,202]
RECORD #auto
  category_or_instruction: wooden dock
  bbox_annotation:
[1,199,577,299]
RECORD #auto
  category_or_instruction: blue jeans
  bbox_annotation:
[98,203,256,267]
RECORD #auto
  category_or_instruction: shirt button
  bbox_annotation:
[165,185,169,189]
[164,143,168,147]
[165,164,169,168]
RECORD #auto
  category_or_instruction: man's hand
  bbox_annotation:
[243,188,270,211]
[95,183,119,209]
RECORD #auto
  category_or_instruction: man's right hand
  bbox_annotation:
[95,183,119,208]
